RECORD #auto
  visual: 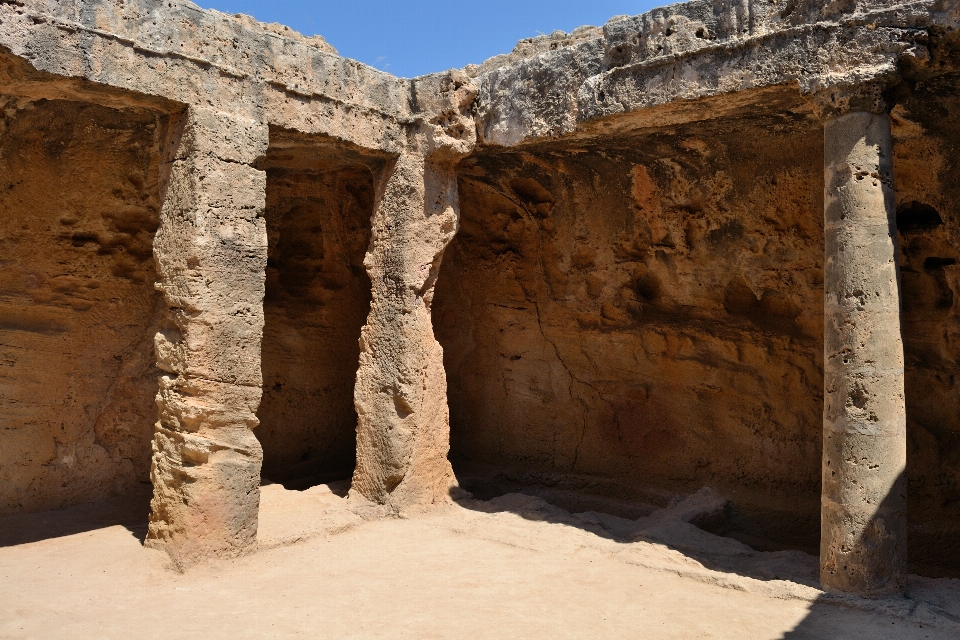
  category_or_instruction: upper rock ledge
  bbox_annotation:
[0,0,957,152]
[471,0,960,145]
[0,0,411,151]
[221,11,337,55]
[465,25,605,78]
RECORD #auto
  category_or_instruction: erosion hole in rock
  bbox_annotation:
[436,96,827,554]
[897,201,943,233]
[0,96,170,515]
[255,129,383,490]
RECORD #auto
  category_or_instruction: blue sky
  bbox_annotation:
[199,0,662,78]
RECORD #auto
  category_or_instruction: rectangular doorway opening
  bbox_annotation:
[256,129,384,489]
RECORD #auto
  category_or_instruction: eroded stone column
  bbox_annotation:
[351,71,476,509]
[351,154,459,506]
[821,110,907,595]
[145,106,268,567]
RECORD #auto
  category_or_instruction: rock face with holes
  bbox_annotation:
[819,110,907,596]
[2,0,960,586]
[0,97,168,516]
[434,106,827,548]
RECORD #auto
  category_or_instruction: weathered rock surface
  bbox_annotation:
[1,0,959,584]
[0,97,167,515]
[351,71,478,508]
[145,106,269,567]
[435,100,827,549]
[820,110,906,596]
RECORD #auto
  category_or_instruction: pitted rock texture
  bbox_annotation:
[1,0,960,578]
[891,68,960,576]
[820,110,906,596]
[434,99,826,549]
[145,107,269,567]
[350,154,463,508]
[0,97,167,515]
[350,71,477,508]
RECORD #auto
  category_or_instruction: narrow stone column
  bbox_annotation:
[351,153,460,506]
[145,107,269,567]
[820,110,907,595]
[351,71,476,509]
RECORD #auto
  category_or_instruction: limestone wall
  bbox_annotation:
[892,70,960,575]
[434,95,826,549]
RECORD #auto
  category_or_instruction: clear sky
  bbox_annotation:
[198,0,662,78]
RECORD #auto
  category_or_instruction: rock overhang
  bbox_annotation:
[471,0,959,146]
[0,0,956,153]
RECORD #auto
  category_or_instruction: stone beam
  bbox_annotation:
[820,106,908,595]
[145,106,269,568]
[473,0,935,147]
[0,0,410,152]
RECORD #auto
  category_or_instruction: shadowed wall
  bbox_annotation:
[0,98,167,514]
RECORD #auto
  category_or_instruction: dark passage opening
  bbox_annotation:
[256,129,381,488]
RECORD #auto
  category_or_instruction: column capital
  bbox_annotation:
[171,105,268,165]
[407,69,478,162]
[810,82,891,121]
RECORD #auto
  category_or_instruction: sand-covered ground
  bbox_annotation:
[2,482,959,639]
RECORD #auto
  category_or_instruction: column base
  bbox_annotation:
[146,425,262,568]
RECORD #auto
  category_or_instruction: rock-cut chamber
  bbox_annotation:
[436,82,960,575]
[435,96,827,551]
[0,96,169,515]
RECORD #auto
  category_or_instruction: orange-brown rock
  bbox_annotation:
[2,0,960,591]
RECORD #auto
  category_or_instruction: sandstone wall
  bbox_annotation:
[892,67,960,574]
[1,0,959,578]
[434,101,826,548]
[0,97,167,514]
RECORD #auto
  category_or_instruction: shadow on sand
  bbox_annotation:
[454,483,823,587]
[0,484,152,547]
[451,473,960,638]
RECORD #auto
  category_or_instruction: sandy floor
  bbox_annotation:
[2,483,959,639]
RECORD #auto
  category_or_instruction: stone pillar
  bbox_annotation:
[820,110,907,595]
[351,71,476,510]
[351,154,459,506]
[145,106,269,568]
